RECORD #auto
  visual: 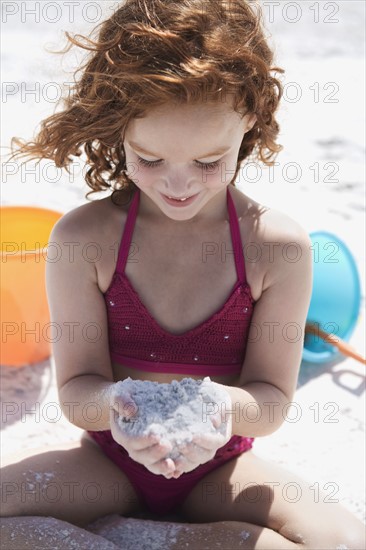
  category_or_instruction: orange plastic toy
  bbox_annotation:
[1,206,63,366]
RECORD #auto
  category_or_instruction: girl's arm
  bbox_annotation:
[46,205,116,431]
[57,374,115,431]
[46,205,183,478]
[169,217,313,477]
[217,218,313,438]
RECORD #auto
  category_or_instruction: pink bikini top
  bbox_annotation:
[104,186,255,376]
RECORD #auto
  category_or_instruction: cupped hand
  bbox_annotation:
[169,385,233,478]
[109,384,177,478]
[108,379,233,480]
[170,432,228,477]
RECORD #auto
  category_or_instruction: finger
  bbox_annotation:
[130,440,173,465]
[210,410,222,429]
[173,456,201,474]
[176,445,215,465]
[114,398,139,420]
[113,427,161,451]
[128,434,162,451]
[177,442,207,460]
[191,433,225,450]
[177,443,202,459]
[145,457,176,477]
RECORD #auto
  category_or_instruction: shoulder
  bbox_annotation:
[259,207,312,291]
[231,185,309,239]
[259,206,311,245]
[50,193,130,243]
[230,186,312,291]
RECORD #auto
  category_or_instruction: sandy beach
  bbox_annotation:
[1,0,365,545]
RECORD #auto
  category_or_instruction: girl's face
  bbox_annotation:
[123,98,256,224]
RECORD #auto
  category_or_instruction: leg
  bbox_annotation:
[0,516,120,549]
[174,449,365,550]
[88,514,301,549]
[0,435,143,549]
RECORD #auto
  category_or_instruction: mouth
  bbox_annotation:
[168,196,190,201]
[161,192,200,207]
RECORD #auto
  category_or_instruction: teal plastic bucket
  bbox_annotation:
[302,231,362,363]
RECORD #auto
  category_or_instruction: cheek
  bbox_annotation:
[127,166,140,183]
[125,160,152,187]
[201,160,237,189]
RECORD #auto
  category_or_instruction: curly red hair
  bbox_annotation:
[8,0,285,202]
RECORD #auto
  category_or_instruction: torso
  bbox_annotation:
[80,185,272,445]
[91,186,269,376]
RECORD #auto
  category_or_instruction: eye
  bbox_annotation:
[136,157,162,168]
[136,156,220,171]
[196,160,221,171]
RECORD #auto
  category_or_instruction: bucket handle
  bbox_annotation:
[305,322,366,365]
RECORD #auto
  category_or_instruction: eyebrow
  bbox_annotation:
[127,140,231,159]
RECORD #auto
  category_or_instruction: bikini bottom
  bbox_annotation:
[87,430,254,516]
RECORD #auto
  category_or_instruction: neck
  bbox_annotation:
[137,186,230,230]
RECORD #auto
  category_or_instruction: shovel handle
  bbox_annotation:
[305,322,366,365]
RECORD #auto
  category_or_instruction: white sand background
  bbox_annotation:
[1,0,365,543]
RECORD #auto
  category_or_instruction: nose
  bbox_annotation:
[164,181,196,198]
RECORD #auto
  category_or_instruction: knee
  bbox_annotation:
[305,521,366,550]
[332,524,366,550]
[0,476,50,519]
[327,507,365,550]
[0,480,22,518]
[280,506,365,550]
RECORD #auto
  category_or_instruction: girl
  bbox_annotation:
[1,1,364,548]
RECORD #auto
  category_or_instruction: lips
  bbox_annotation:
[167,196,191,201]
[161,192,199,207]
